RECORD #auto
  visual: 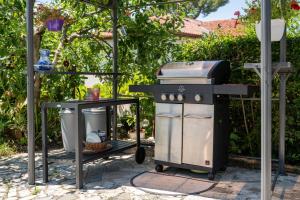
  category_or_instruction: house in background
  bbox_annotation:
[85,18,244,88]
[179,18,245,38]
[99,18,245,45]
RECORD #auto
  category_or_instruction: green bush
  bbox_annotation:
[175,34,300,164]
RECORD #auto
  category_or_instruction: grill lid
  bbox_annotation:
[157,60,230,84]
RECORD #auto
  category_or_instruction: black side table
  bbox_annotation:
[41,98,145,188]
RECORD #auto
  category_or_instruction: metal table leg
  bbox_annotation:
[41,106,48,183]
[75,106,84,189]
[136,100,140,148]
[106,106,111,140]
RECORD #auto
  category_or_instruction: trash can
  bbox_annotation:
[82,107,107,134]
[59,107,107,152]
[59,108,75,152]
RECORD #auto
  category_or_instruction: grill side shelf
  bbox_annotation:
[129,85,156,93]
[213,84,259,96]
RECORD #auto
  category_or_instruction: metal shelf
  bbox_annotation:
[48,140,136,164]
[244,62,293,75]
[34,71,123,76]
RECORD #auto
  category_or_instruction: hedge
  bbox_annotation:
[175,34,300,164]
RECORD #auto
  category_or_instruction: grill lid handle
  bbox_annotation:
[184,114,212,119]
[156,113,181,118]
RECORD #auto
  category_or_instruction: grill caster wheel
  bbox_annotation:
[208,172,215,180]
[135,147,145,164]
[155,164,163,172]
[220,166,227,171]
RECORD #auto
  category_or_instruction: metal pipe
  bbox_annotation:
[26,0,35,185]
[261,0,272,199]
[279,2,287,174]
[279,73,287,175]
[112,0,118,139]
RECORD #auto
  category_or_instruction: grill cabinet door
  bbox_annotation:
[155,103,182,164]
[182,104,214,167]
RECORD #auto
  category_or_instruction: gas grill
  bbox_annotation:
[130,60,257,180]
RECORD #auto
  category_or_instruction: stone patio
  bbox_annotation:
[0,147,300,200]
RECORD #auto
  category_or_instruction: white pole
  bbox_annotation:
[261,0,272,199]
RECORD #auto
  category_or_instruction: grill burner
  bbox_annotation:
[130,60,257,180]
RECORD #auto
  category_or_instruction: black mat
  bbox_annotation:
[130,171,217,195]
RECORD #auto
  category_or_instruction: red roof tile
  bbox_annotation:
[100,18,245,39]
[200,19,245,37]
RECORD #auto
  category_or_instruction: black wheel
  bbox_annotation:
[220,166,227,171]
[208,172,215,180]
[135,147,146,164]
[103,156,109,160]
[155,164,163,172]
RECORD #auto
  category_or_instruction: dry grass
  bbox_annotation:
[0,142,16,157]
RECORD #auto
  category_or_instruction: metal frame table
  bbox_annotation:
[41,98,142,189]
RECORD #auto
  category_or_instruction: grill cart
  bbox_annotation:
[130,60,257,180]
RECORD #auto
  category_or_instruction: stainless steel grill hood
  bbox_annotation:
[157,60,230,85]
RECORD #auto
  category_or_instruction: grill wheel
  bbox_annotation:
[135,147,146,164]
[155,164,164,172]
[208,171,215,180]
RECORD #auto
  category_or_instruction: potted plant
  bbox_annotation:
[35,4,66,31]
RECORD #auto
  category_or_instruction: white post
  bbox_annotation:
[261,0,272,199]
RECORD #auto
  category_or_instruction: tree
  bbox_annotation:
[188,0,229,19]
[0,0,230,144]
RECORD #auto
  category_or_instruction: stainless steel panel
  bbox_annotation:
[155,103,182,164]
[158,61,219,78]
[159,77,212,84]
[182,104,214,167]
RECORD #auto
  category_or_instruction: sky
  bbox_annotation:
[198,0,247,21]
[37,0,248,21]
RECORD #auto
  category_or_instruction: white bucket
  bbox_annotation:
[82,107,107,135]
[59,107,107,152]
[59,109,75,152]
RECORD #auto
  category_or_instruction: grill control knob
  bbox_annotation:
[194,94,202,102]
[177,94,184,101]
[161,94,167,101]
[169,94,175,101]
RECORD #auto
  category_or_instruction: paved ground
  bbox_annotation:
[0,147,300,200]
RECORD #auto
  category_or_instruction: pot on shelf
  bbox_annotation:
[46,19,64,31]
[128,129,145,140]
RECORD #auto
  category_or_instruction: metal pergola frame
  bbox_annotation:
[25,0,287,199]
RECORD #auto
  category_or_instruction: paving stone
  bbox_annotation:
[19,196,36,200]
[7,188,17,198]
[19,189,32,198]
[7,197,18,200]
[56,193,78,200]
[0,149,300,200]
[0,193,7,200]
[184,195,216,200]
